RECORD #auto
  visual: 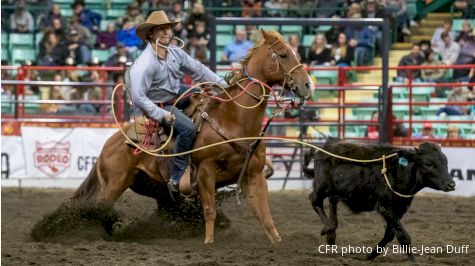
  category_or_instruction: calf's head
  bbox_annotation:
[411,142,455,192]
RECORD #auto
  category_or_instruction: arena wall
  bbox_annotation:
[1,125,473,196]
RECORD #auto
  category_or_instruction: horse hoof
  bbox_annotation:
[204,239,214,244]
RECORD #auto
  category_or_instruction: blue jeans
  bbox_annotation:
[162,104,196,183]
[437,106,464,116]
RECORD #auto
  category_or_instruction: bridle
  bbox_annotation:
[266,39,304,92]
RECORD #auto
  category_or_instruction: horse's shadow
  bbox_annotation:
[30,191,233,243]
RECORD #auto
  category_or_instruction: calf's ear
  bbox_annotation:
[396,148,417,162]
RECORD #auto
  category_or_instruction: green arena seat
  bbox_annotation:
[2,32,8,49]
[9,33,34,50]
[100,20,116,31]
[302,34,314,47]
[107,9,126,19]
[258,25,279,31]
[61,8,74,17]
[10,48,36,65]
[216,25,234,33]
[111,0,134,9]
[281,25,303,35]
[311,69,338,85]
[24,95,40,114]
[352,107,378,117]
[217,34,234,48]
[91,49,112,62]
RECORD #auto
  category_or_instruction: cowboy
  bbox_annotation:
[128,11,228,200]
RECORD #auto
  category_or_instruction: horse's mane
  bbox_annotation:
[207,31,283,111]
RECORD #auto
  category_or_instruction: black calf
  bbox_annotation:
[307,139,455,262]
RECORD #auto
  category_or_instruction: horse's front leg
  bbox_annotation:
[242,170,281,243]
[197,160,217,244]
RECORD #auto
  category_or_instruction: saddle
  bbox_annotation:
[125,93,206,195]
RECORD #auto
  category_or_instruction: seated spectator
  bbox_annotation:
[288,34,306,62]
[413,122,438,139]
[116,3,145,29]
[437,86,471,115]
[346,2,362,19]
[421,49,446,82]
[38,29,67,66]
[95,22,117,50]
[221,29,253,64]
[187,2,211,34]
[71,70,103,114]
[354,26,378,66]
[317,0,345,17]
[167,1,188,22]
[71,0,101,32]
[393,114,408,137]
[264,0,286,17]
[41,86,62,114]
[419,39,432,54]
[105,42,134,66]
[10,0,34,33]
[446,125,463,139]
[362,0,392,54]
[245,25,260,43]
[364,111,379,139]
[51,18,67,38]
[455,20,473,44]
[453,0,475,18]
[289,0,318,18]
[69,14,94,48]
[116,20,142,51]
[385,0,411,35]
[187,21,209,63]
[453,31,475,79]
[66,29,91,65]
[396,43,424,82]
[307,33,332,66]
[325,15,344,44]
[431,18,456,48]
[330,32,355,66]
[37,4,67,32]
[172,21,188,44]
[434,32,460,65]
[242,0,262,17]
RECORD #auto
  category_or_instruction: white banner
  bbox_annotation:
[1,136,27,178]
[437,147,475,197]
[21,127,116,178]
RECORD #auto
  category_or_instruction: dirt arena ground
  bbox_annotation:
[2,188,474,265]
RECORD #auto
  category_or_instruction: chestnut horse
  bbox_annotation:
[72,30,314,243]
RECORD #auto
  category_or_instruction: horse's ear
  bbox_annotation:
[261,29,277,45]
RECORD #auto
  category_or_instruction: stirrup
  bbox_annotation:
[179,166,192,195]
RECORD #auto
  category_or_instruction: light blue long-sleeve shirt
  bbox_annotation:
[128,43,227,122]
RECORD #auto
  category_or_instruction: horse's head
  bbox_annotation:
[244,30,314,104]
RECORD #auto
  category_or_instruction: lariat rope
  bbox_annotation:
[111,82,413,198]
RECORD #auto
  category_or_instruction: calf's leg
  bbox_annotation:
[309,163,336,244]
[371,209,416,262]
[367,215,395,260]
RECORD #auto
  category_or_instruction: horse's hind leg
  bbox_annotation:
[242,171,281,243]
[96,162,137,205]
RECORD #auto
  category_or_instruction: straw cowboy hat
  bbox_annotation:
[136,11,181,41]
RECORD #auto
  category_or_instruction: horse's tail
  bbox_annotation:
[72,158,102,201]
